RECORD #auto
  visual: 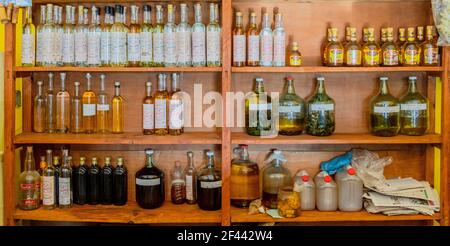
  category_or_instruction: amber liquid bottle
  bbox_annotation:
[381,27,399,66]
[231,145,259,208]
[325,28,344,67]
[344,27,362,67]
[82,73,97,133]
[246,11,259,66]
[362,28,381,67]
[154,74,169,136]
[402,27,421,66]
[397,28,407,65]
[111,81,124,133]
[322,28,331,66]
[421,26,439,66]
[143,82,155,135]
[233,11,246,67]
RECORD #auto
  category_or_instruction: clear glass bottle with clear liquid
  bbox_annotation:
[259,12,273,67]
[164,4,177,67]
[62,5,75,66]
[45,72,56,133]
[206,3,221,67]
[273,13,286,67]
[192,3,206,67]
[87,6,101,67]
[21,6,35,67]
[74,6,88,66]
[18,146,40,210]
[34,81,46,133]
[152,5,165,67]
[140,5,153,67]
[177,3,192,67]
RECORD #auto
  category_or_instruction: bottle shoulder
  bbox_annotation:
[399,92,428,104]
[371,93,399,105]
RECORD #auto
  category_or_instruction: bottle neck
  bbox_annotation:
[115,11,121,24]
[131,8,138,24]
[167,7,174,24]
[254,81,265,93]
[158,76,167,91]
[408,79,418,93]
[100,79,105,92]
[86,79,91,91]
[143,10,151,24]
[38,84,43,96]
[25,149,35,171]
[48,76,54,91]
[241,148,249,161]
[115,85,120,97]
[285,79,295,94]
[235,15,243,28]
[40,7,46,25]
[249,15,256,28]
[156,7,163,24]
[60,78,66,91]
[65,7,71,24]
[46,6,53,24]
[188,155,194,168]
[146,84,152,97]
[25,7,32,24]
[74,85,80,96]
[209,4,215,24]
[262,15,270,29]
[91,9,97,24]
[274,14,282,29]
[145,154,154,168]
[207,156,215,168]
[180,6,188,24]
[379,80,390,95]
[46,152,53,167]
[194,5,202,23]
[316,80,326,94]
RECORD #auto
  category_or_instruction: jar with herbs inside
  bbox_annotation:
[306,77,335,136]
[277,186,300,218]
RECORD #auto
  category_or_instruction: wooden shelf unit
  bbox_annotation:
[2,0,449,226]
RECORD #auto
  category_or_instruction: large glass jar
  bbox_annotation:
[277,186,300,218]
[197,150,222,211]
[231,144,259,208]
[135,148,165,209]
[262,150,292,209]
[245,77,272,136]
[399,76,429,136]
[306,77,335,136]
[370,77,400,137]
[278,77,305,135]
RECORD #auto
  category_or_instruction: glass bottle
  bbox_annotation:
[247,11,259,66]
[135,149,165,209]
[422,26,439,66]
[192,3,206,67]
[54,5,63,66]
[177,3,192,67]
[402,27,421,66]
[306,77,335,136]
[82,73,97,133]
[36,5,46,66]
[62,5,75,66]
[56,72,70,133]
[344,27,362,66]
[73,156,88,205]
[206,3,221,67]
[152,5,164,67]
[325,27,344,67]
[279,77,305,135]
[110,5,128,67]
[87,6,101,67]
[370,77,400,137]
[171,161,186,204]
[21,6,35,66]
[400,76,429,136]
[233,11,246,67]
[273,13,286,67]
[169,73,184,135]
[53,156,61,206]
[100,156,114,205]
[59,156,72,208]
[33,81,46,133]
[100,6,113,67]
[45,72,56,133]
[245,77,272,136]
[362,28,381,66]
[382,27,400,66]
[18,146,40,210]
[342,27,351,47]
[111,81,124,134]
[128,5,141,67]
[74,6,88,66]
[96,74,110,133]
[88,157,100,205]
[71,81,84,133]
[41,4,56,66]
[262,149,292,209]
[417,26,425,43]
[113,157,128,206]
[143,82,154,135]
[140,5,153,67]
[397,28,406,65]
[42,149,56,209]
[155,74,169,136]
[38,156,47,203]
[259,12,273,67]
[231,144,259,208]
[185,151,197,205]
[164,4,177,67]
[289,42,302,66]
[322,28,332,66]
[197,150,221,211]
[380,28,387,46]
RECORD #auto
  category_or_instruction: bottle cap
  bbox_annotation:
[48,72,54,79]
[379,76,389,81]
[236,11,242,17]
[250,12,256,17]
[53,156,60,164]
[86,73,91,79]
[316,76,325,81]
[206,150,214,157]
[92,157,98,164]
[114,81,120,87]
[347,167,356,175]
[145,148,154,155]
[37,81,43,86]
[46,149,52,154]
[74,81,80,86]
[286,76,294,81]
[105,156,111,164]
[60,72,66,81]
[146,81,152,87]
[409,76,417,80]
[187,151,193,158]
[240,144,248,149]
[323,175,332,183]
[301,175,310,182]
[255,77,263,82]
[144,5,151,12]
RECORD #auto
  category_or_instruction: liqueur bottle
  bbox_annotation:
[176,3,192,67]
[380,28,387,46]
[306,77,335,136]
[143,81,155,135]
[73,156,88,205]
[42,4,56,66]
[18,146,40,210]
[100,156,114,204]
[381,27,400,66]
[58,156,72,208]
[344,27,362,66]
[56,72,70,133]
[38,156,47,203]
[152,5,165,67]
[36,5,46,66]
[87,6,101,67]
[155,74,169,136]
[33,81,46,133]
[74,6,88,67]
[273,13,286,67]
[259,12,273,67]
[245,77,272,136]
[325,28,344,66]
[88,157,101,205]
[100,6,113,67]
[233,11,246,67]
[111,81,124,134]
[113,157,128,206]
[21,6,35,67]
[169,73,184,135]
[140,5,153,67]
[422,26,439,66]
[400,76,429,136]
[192,3,206,67]
[62,5,75,66]
[164,4,177,67]
[42,149,56,209]
[97,74,110,133]
[362,28,381,66]
[82,73,97,133]
[343,27,351,47]
[246,11,259,66]
[206,3,221,67]
[136,149,165,209]
[53,156,61,206]
[397,28,407,65]
[278,77,305,135]
[231,145,259,208]
[197,150,222,211]
[417,26,425,43]
[110,5,128,67]
[53,6,63,66]
[171,161,186,204]
[402,27,421,66]
[289,42,302,67]
[45,72,56,133]
[128,5,141,67]
[185,151,197,205]
[370,77,400,137]
[71,81,84,133]
[322,28,331,66]
[262,150,291,209]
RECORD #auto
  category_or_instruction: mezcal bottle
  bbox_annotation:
[306,77,335,136]
[176,3,192,67]
[164,4,177,67]
[192,3,206,67]
[278,77,305,135]
[245,77,272,136]
[140,5,153,67]
[370,77,400,137]
[400,76,429,136]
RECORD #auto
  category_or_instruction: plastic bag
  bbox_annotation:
[319,151,352,175]
[432,0,450,46]
[351,149,393,188]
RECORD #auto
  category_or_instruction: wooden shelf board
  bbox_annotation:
[14,202,221,224]
[231,207,440,223]
[14,66,222,73]
[14,132,221,145]
[232,66,444,73]
[231,132,442,145]
[31,0,221,4]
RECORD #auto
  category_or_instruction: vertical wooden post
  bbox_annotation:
[441,47,449,226]
[22,76,32,133]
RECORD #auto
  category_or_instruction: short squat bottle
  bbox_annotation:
[113,157,128,206]
[370,77,400,137]
[400,76,429,136]
[316,172,337,212]
[197,150,222,211]
[136,149,165,209]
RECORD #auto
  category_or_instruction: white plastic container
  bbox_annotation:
[336,165,363,211]
[294,170,315,210]
[316,172,338,211]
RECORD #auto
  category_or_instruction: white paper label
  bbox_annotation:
[273,33,286,64]
[260,34,273,64]
[200,180,222,189]
[207,30,220,62]
[97,104,110,111]
[83,104,96,116]
[62,33,75,63]
[310,103,334,111]
[21,33,35,64]
[155,99,167,129]
[249,103,272,111]
[248,35,259,62]
[100,31,111,62]
[153,32,164,63]
[279,105,302,113]
[87,32,101,65]
[74,32,87,63]
[36,32,43,63]
[233,35,246,63]
[192,31,206,63]
[143,103,154,130]
[164,32,177,64]
[58,177,71,205]
[127,33,141,62]
[186,175,194,200]
[136,178,160,186]
[400,103,427,111]
[42,32,54,63]
[140,31,153,62]
[110,32,127,63]
[54,32,62,63]
[177,31,191,63]
[42,176,55,206]
[169,100,183,130]
[374,105,400,113]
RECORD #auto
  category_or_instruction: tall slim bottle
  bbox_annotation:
[112,81,124,133]
[207,3,221,67]
[34,81,46,133]
[18,146,40,210]
[59,156,72,208]
[113,157,128,205]
[128,5,141,67]
[53,156,61,206]
[75,6,88,66]
[42,149,56,209]
[169,73,183,135]
[140,5,153,67]
[143,82,155,135]
[56,72,70,133]
[110,5,128,67]
[185,151,197,205]
[73,157,88,205]
[100,6,113,66]
[100,156,114,204]
[71,81,84,133]
[164,4,177,67]
[400,76,429,136]
[53,5,63,66]
[155,74,169,135]
[152,5,164,67]
[273,13,286,67]
[45,72,56,133]
[83,73,97,133]
[87,6,101,67]
[21,6,35,66]
[97,74,110,133]
[62,5,75,66]
[36,5,46,66]
[192,3,206,67]
[42,4,56,66]
[246,11,259,66]
[233,12,246,67]
[177,3,192,67]
[259,12,273,67]
[88,157,100,205]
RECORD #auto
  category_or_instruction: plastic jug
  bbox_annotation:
[294,170,315,210]
[336,165,363,211]
[316,172,338,211]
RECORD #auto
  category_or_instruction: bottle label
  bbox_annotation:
[20,183,39,190]
[143,103,155,130]
[424,47,438,65]
[155,99,167,129]
[169,99,183,130]
[260,34,273,64]
[273,33,286,64]
[136,178,160,186]
[207,30,221,62]
[249,103,272,111]
[127,33,141,62]
[58,177,71,206]
[233,35,246,63]
[110,32,127,63]
[164,32,177,64]
[74,32,88,63]
[36,32,43,63]
[97,104,110,111]
[400,103,427,111]
[200,180,222,189]
[279,105,302,113]
[21,33,35,64]
[383,49,399,65]
[186,175,194,200]
[290,55,302,66]
[43,176,55,206]
[346,50,361,65]
[62,33,75,63]
[364,50,380,65]
[177,31,191,63]
[42,32,55,63]
[100,31,111,62]
[140,31,153,62]
[310,103,334,111]
[404,49,420,65]
[248,35,260,62]
[54,32,62,63]
[374,105,400,113]
[87,32,101,65]
[153,32,164,63]
[192,31,206,63]
[83,104,96,116]
[329,48,344,64]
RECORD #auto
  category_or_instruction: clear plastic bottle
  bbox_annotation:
[262,150,292,209]
[336,165,363,212]
[316,172,337,211]
[171,161,186,204]
[294,170,315,211]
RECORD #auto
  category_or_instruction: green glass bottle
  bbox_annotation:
[370,77,400,137]
[278,77,305,135]
[306,77,335,136]
[400,76,429,135]
[245,77,272,136]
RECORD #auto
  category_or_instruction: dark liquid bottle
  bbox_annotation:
[113,157,128,206]
[87,157,101,205]
[135,148,165,209]
[73,157,88,205]
[100,156,114,204]
[197,150,222,211]
[53,156,61,206]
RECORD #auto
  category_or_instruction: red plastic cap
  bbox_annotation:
[240,144,248,149]
[301,175,310,182]
[347,168,356,175]
[324,175,332,183]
